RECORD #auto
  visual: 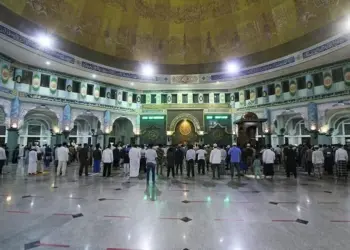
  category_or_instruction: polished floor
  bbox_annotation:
[1,163,350,250]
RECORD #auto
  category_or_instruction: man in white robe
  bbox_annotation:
[129,145,141,177]
[28,148,37,175]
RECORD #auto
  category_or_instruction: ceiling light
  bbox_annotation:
[141,64,155,76]
[46,61,51,65]
[216,81,220,84]
[226,62,240,74]
[92,74,96,78]
[130,82,134,86]
[37,34,54,48]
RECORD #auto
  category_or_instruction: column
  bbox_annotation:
[264,133,272,146]
[310,131,318,146]
[56,133,63,145]
[92,135,98,147]
[318,134,332,145]
[7,128,18,161]
[277,134,284,146]
[103,134,110,147]
[135,135,140,145]
[51,134,57,147]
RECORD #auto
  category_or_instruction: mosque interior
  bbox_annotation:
[1,0,350,249]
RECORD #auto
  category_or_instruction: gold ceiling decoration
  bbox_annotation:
[0,0,348,65]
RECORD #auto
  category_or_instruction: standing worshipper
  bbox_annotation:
[123,145,131,177]
[36,144,43,174]
[196,145,207,175]
[312,145,324,178]
[175,145,184,175]
[140,145,146,173]
[28,147,37,175]
[262,144,275,179]
[0,144,6,175]
[243,144,254,173]
[57,142,69,176]
[210,144,222,179]
[205,145,212,172]
[156,144,165,175]
[220,145,227,175]
[253,155,262,179]
[324,145,334,175]
[166,146,175,178]
[186,145,196,178]
[145,144,157,185]
[129,145,141,177]
[44,146,52,169]
[228,143,241,180]
[285,145,297,178]
[335,144,349,180]
[305,146,313,176]
[92,144,102,173]
[79,144,90,176]
[12,145,19,164]
[102,144,114,177]
[275,145,282,165]
[113,144,120,169]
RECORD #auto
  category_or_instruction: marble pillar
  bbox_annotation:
[51,134,57,147]
[7,128,18,161]
[135,135,140,145]
[103,134,110,147]
[92,135,98,147]
[55,133,63,145]
[310,131,318,146]
[264,133,272,146]
[277,135,284,146]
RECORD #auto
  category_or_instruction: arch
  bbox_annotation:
[111,117,134,145]
[327,110,350,129]
[169,113,201,133]
[111,116,137,134]
[19,105,60,128]
[284,114,304,132]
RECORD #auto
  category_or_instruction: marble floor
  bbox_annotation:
[1,163,350,250]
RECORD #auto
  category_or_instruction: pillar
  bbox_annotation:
[103,134,110,147]
[92,135,98,147]
[264,133,272,146]
[55,133,63,145]
[277,134,284,146]
[167,136,172,146]
[135,135,140,145]
[318,134,332,145]
[7,128,18,161]
[51,134,57,147]
[310,131,318,146]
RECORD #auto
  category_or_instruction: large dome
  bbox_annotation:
[0,0,348,74]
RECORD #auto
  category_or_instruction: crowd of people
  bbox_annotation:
[0,141,349,183]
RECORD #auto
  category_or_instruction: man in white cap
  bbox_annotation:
[210,144,222,179]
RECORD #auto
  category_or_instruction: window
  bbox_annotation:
[282,80,289,92]
[297,77,306,89]
[332,68,344,83]
[172,94,177,103]
[161,94,167,103]
[225,93,230,103]
[57,78,66,90]
[214,93,220,103]
[72,81,80,93]
[111,89,116,99]
[100,87,106,98]
[22,70,33,85]
[193,94,199,103]
[313,72,323,86]
[141,94,146,104]
[234,92,239,102]
[40,74,50,88]
[203,94,209,103]
[257,87,263,97]
[87,84,93,95]
[182,94,188,103]
[245,90,250,100]
[122,91,127,101]
[151,94,157,104]
[132,94,137,103]
[268,84,275,95]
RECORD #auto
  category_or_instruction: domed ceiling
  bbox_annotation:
[0,0,349,74]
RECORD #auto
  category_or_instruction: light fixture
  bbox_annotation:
[46,61,51,65]
[216,81,220,84]
[64,125,69,131]
[92,74,96,78]
[264,128,269,133]
[310,124,316,131]
[226,62,240,74]
[141,64,155,76]
[166,131,173,136]
[11,123,18,129]
[53,126,60,133]
[36,34,54,48]
[130,82,134,86]
[6,196,11,202]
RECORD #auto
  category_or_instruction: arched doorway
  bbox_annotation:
[173,119,198,145]
[19,108,58,146]
[284,117,310,145]
[70,115,100,145]
[111,117,134,145]
[331,117,350,145]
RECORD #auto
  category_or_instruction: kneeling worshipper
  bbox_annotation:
[28,147,38,175]
[129,145,141,177]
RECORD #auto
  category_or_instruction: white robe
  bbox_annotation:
[28,151,37,174]
[129,147,141,177]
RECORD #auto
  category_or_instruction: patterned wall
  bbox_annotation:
[0,0,347,65]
